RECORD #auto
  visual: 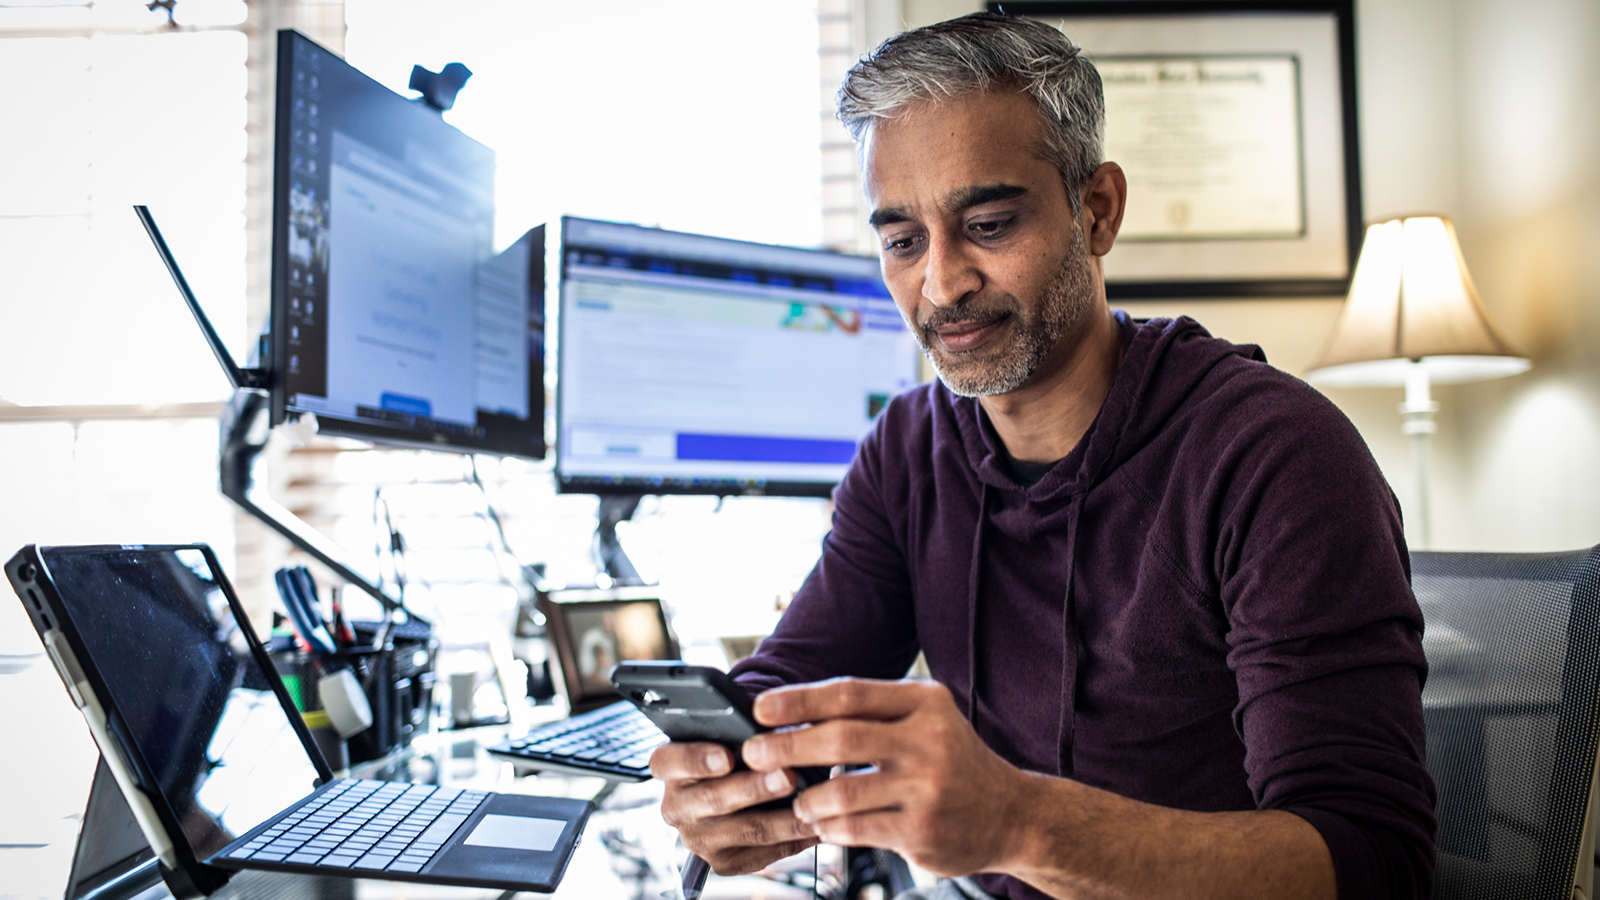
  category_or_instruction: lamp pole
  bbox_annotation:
[1400,360,1438,549]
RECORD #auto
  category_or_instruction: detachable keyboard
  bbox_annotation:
[488,700,667,781]
[224,779,488,873]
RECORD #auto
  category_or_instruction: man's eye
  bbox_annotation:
[968,217,1014,240]
[882,234,923,256]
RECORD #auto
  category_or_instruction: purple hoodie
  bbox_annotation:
[731,314,1436,900]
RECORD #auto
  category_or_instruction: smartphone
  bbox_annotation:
[611,661,827,796]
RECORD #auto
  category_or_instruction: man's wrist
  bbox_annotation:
[990,769,1067,877]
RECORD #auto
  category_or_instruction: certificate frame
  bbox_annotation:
[987,0,1362,298]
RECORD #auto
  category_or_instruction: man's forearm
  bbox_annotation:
[996,771,1336,900]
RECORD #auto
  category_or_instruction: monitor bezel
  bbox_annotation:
[268,30,546,461]
[553,215,904,499]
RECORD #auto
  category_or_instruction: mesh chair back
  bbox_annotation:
[1414,547,1600,900]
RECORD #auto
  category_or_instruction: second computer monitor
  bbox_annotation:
[556,217,921,496]
[270,30,546,460]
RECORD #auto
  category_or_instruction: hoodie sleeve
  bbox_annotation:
[1207,372,1436,900]
[730,394,922,695]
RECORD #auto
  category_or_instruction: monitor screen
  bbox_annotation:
[270,30,545,460]
[555,217,920,496]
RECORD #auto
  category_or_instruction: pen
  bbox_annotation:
[331,594,355,648]
[681,853,711,900]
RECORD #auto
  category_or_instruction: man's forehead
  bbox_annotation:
[861,93,1057,224]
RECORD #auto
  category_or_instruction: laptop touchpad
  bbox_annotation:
[462,814,567,852]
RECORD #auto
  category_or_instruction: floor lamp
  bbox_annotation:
[1307,215,1529,549]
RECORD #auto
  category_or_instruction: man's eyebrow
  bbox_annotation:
[943,183,1028,213]
[868,207,911,228]
[867,184,1028,229]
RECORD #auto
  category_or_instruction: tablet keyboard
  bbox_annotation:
[226,779,487,872]
[488,700,666,781]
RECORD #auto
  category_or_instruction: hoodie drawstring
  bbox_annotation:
[1056,492,1085,777]
[964,481,989,725]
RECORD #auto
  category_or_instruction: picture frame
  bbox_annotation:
[989,1,1362,298]
[539,586,679,712]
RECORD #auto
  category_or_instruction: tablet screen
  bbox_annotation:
[41,545,324,859]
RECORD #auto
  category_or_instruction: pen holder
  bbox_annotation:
[271,631,436,765]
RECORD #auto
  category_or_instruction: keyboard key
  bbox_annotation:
[228,847,255,860]
[286,852,325,865]
[388,861,424,873]
[253,852,287,862]
[320,855,360,868]
[354,853,396,869]
[416,813,470,845]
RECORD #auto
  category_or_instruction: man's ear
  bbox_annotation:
[1081,162,1127,258]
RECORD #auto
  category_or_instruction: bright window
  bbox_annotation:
[342,0,825,251]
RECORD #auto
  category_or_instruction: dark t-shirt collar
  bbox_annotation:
[1002,447,1059,486]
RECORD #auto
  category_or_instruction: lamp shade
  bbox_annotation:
[1308,215,1529,387]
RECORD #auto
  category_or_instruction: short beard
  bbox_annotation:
[915,226,1095,398]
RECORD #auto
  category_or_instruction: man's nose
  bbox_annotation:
[921,234,980,308]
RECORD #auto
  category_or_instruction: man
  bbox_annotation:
[652,13,1435,900]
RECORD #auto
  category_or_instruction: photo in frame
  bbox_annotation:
[989,1,1362,298]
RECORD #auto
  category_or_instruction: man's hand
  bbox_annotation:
[651,740,820,875]
[744,677,1028,876]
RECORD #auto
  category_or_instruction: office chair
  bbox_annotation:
[1414,546,1600,900]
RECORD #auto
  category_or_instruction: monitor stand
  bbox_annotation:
[595,494,646,586]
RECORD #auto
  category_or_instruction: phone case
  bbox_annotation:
[611,661,827,791]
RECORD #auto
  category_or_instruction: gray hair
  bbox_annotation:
[837,12,1105,200]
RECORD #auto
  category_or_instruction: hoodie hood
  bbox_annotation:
[955,313,1267,505]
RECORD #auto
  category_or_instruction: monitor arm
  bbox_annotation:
[219,391,404,615]
[135,205,404,619]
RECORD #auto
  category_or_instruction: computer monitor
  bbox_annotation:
[269,30,546,460]
[555,217,921,497]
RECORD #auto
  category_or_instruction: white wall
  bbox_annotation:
[888,0,1600,553]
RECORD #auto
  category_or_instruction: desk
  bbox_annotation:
[0,650,822,900]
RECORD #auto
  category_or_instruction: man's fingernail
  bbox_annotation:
[765,770,789,793]
[704,748,727,773]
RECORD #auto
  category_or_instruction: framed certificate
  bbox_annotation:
[989,1,1362,298]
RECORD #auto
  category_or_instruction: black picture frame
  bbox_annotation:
[538,587,679,713]
[989,0,1362,298]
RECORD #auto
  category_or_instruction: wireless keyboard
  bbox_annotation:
[488,700,667,781]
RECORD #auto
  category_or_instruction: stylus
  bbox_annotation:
[681,853,711,900]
